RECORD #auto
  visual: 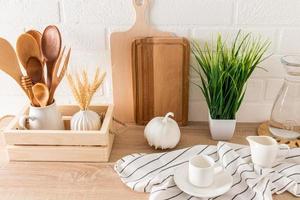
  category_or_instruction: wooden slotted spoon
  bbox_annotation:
[41,25,62,89]
[16,33,41,69]
[48,47,71,105]
[32,83,49,107]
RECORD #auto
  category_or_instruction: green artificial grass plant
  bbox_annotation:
[191,31,270,120]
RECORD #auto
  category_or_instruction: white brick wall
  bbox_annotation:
[0,0,299,122]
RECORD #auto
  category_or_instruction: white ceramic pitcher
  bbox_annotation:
[18,101,64,130]
[246,136,289,168]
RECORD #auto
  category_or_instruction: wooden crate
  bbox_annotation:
[2,104,114,162]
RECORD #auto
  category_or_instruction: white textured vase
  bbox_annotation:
[71,110,101,131]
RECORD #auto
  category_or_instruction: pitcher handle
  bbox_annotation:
[18,115,36,130]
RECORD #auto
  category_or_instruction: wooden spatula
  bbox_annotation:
[0,38,27,94]
[48,47,71,105]
[32,83,49,107]
[16,33,41,69]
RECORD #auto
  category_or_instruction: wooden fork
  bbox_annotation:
[47,47,71,104]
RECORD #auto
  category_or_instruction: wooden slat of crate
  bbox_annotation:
[7,134,114,162]
[4,132,109,146]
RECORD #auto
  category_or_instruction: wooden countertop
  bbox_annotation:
[0,123,297,200]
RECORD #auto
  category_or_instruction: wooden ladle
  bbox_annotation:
[41,25,62,89]
[0,38,27,95]
[32,83,49,107]
[48,47,71,105]
[16,33,41,69]
[26,57,45,84]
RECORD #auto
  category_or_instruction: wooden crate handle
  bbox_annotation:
[0,115,15,130]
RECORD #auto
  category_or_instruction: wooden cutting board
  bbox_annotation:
[110,0,173,123]
[132,37,190,126]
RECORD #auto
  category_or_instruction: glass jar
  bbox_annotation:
[269,55,300,139]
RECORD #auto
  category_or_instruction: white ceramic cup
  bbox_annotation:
[246,136,290,168]
[189,155,222,187]
[18,101,65,130]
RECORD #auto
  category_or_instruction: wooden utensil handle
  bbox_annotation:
[27,89,36,105]
[133,0,150,26]
[46,61,54,89]
[133,0,149,9]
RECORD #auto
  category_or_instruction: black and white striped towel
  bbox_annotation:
[114,142,300,200]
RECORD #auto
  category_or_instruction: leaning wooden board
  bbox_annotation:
[132,37,190,125]
[110,0,173,123]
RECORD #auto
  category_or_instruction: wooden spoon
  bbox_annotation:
[32,83,49,107]
[26,30,42,47]
[26,30,43,61]
[26,57,45,84]
[16,33,41,69]
[0,38,27,95]
[48,47,71,105]
[41,25,62,89]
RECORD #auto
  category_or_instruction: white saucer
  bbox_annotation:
[174,165,233,198]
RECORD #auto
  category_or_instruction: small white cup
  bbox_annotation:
[189,155,222,187]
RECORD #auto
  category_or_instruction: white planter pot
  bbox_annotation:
[208,114,236,141]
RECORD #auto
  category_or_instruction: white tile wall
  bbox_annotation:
[0,0,299,122]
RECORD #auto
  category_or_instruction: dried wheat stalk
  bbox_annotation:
[66,68,106,110]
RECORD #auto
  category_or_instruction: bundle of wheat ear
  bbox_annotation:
[67,68,106,131]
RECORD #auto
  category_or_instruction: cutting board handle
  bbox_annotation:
[132,0,150,27]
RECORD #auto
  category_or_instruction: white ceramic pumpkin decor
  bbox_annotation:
[144,112,181,149]
[71,110,101,131]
